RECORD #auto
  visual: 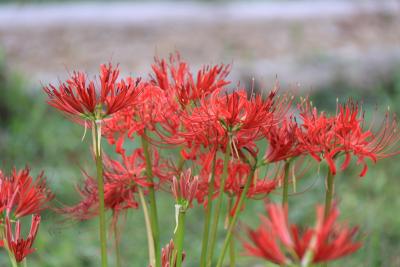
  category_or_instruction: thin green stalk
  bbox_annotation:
[322,170,335,267]
[199,151,217,267]
[228,199,236,267]
[138,187,156,267]
[282,161,291,206]
[94,121,108,267]
[216,167,256,267]
[324,170,335,219]
[229,235,235,267]
[141,134,161,267]
[174,211,186,267]
[113,219,122,267]
[207,139,232,266]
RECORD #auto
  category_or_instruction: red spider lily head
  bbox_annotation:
[264,117,301,162]
[151,239,185,267]
[176,85,290,157]
[103,149,153,188]
[334,102,400,177]
[150,52,230,107]
[0,167,53,219]
[4,214,41,263]
[221,162,279,216]
[298,98,400,177]
[171,169,199,210]
[44,63,142,123]
[60,175,98,221]
[312,206,362,263]
[61,168,142,223]
[243,203,361,265]
[224,162,278,199]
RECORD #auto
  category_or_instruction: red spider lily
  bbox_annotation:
[224,162,278,199]
[224,162,278,216]
[332,102,400,176]
[0,167,53,219]
[61,172,140,223]
[171,169,198,209]
[297,99,400,176]
[149,239,185,267]
[172,86,291,160]
[62,149,168,223]
[4,214,41,263]
[243,204,361,265]
[104,54,230,151]
[103,82,181,152]
[264,117,301,162]
[150,52,231,106]
[44,63,142,122]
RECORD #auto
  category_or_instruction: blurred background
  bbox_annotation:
[1,0,400,266]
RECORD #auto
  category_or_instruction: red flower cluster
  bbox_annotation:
[171,169,198,210]
[61,148,169,224]
[0,167,53,263]
[4,215,41,263]
[157,239,185,267]
[243,204,361,265]
[296,99,400,176]
[44,63,142,122]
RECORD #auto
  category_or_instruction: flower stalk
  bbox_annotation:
[174,207,186,267]
[228,198,236,267]
[199,152,217,267]
[141,133,161,267]
[138,187,156,266]
[216,166,256,267]
[112,219,122,267]
[207,137,232,266]
[93,120,109,267]
[324,170,335,219]
[282,160,291,206]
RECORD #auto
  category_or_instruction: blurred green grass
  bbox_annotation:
[0,56,400,267]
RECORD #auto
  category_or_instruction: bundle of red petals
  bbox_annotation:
[243,204,362,265]
[0,167,53,264]
[44,63,142,122]
[297,99,400,176]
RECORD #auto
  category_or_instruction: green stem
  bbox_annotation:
[229,236,235,267]
[216,167,256,267]
[174,211,186,267]
[282,161,291,206]
[228,199,236,267]
[324,170,335,219]
[138,187,156,267]
[141,134,161,267]
[94,121,108,267]
[207,138,232,266]
[113,219,122,267]
[199,151,217,267]
[322,170,335,267]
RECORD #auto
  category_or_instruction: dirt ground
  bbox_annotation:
[1,1,400,91]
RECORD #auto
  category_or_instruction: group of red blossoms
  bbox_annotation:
[1,53,397,266]
[0,168,53,263]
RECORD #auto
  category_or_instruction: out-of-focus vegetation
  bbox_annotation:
[0,52,400,266]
